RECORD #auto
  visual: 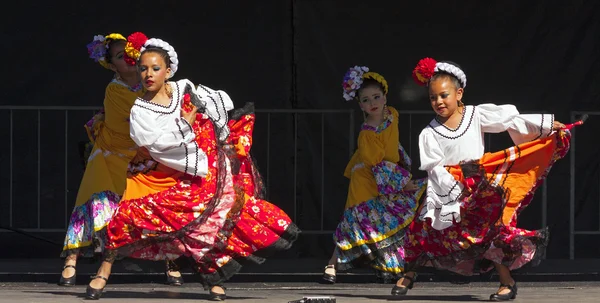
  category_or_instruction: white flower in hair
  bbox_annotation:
[342,65,369,101]
[93,35,105,42]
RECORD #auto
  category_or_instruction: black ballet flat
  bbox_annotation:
[489,282,518,301]
[166,260,184,286]
[209,285,227,301]
[321,265,336,284]
[391,273,417,296]
[58,265,77,286]
[85,275,108,300]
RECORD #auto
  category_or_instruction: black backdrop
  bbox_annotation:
[0,0,599,259]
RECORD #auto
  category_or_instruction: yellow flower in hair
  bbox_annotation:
[363,72,389,95]
[125,42,141,61]
[104,33,126,42]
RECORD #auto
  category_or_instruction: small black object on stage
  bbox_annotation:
[288,296,336,303]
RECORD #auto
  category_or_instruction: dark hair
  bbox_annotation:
[357,78,385,99]
[430,61,463,90]
[139,46,172,67]
[104,39,126,65]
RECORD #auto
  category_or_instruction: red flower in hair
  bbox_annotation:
[127,32,148,50]
[412,57,438,86]
[124,56,136,66]
[123,32,149,66]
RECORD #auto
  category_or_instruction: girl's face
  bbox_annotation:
[358,86,387,116]
[107,41,137,76]
[138,52,171,92]
[428,77,463,118]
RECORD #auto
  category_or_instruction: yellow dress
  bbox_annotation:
[61,80,143,256]
[344,107,402,209]
[334,106,427,273]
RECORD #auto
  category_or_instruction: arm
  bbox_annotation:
[129,108,208,177]
[418,129,463,229]
[477,103,555,145]
[182,80,234,142]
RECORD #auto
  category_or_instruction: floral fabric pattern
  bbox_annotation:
[61,190,120,257]
[372,161,412,195]
[106,110,298,287]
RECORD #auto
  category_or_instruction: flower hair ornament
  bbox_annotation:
[342,66,389,101]
[412,57,467,88]
[124,32,148,66]
[86,33,126,69]
[139,38,179,79]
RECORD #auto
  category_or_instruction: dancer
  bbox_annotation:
[85,36,298,301]
[322,66,427,283]
[59,32,183,287]
[392,57,576,301]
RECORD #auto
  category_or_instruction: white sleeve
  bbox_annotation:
[418,129,463,230]
[477,103,554,145]
[181,79,234,142]
[130,108,208,177]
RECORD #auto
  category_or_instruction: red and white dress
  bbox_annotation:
[105,79,299,287]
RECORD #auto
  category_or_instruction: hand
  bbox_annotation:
[552,120,566,130]
[181,105,198,125]
[404,180,419,191]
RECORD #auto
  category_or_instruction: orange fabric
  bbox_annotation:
[122,171,180,200]
[445,134,559,226]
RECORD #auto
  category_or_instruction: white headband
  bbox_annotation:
[140,38,179,79]
[434,62,467,88]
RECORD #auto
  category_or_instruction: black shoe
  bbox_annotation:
[166,260,184,286]
[58,265,77,286]
[489,282,518,301]
[166,272,184,286]
[85,275,108,300]
[391,273,417,296]
[209,285,226,301]
[321,265,336,284]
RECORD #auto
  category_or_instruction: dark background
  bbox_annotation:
[0,0,599,262]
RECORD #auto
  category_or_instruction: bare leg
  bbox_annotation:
[89,260,113,289]
[210,285,225,295]
[166,260,182,277]
[327,250,337,267]
[62,253,77,278]
[493,262,515,295]
[395,271,416,288]
[88,250,117,290]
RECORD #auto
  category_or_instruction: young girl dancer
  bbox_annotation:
[85,36,298,301]
[60,32,183,287]
[393,58,576,301]
[322,66,426,283]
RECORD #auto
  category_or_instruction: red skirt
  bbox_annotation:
[106,105,298,287]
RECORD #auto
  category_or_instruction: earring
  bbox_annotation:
[383,104,389,120]
[458,100,465,107]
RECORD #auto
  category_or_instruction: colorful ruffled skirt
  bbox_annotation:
[334,158,427,274]
[105,105,299,287]
[402,130,571,275]
[61,191,120,257]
